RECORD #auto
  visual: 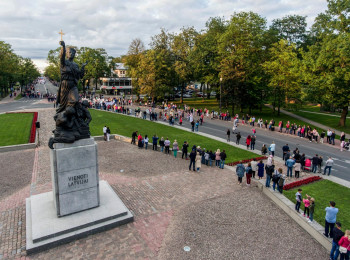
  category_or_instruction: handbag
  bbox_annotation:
[339,246,348,254]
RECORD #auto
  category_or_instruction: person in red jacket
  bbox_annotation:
[338,230,350,260]
[246,135,251,150]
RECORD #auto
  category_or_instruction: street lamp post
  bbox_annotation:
[220,77,222,112]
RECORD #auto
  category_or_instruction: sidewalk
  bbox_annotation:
[265,104,342,136]
[0,91,21,104]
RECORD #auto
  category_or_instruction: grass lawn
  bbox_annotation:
[0,113,33,146]
[284,180,350,230]
[89,109,258,163]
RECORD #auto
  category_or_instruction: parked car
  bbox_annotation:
[183,93,192,98]
[196,92,204,97]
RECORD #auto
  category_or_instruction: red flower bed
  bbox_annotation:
[283,176,322,190]
[29,112,38,143]
[227,156,267,166]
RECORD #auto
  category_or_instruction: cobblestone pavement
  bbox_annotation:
[0,108,328,259]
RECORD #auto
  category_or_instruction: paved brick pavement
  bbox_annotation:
[0,108,329,259]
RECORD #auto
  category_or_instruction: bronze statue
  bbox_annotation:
[48,41,91,149]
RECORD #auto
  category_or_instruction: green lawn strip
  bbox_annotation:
[14,94,23,100]
[284,180,350,230]
[0,113,34,146]
[292,111,350,135]
[89,109,257,163]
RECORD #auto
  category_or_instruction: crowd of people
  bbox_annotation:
[130,131,227,172]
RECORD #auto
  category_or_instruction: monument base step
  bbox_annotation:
[26,180,133,255]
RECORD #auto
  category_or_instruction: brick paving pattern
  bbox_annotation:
[0,108,329,259]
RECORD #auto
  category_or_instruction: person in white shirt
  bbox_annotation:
[324,157,334,176]
[103,126,107,141]
[269,141,276,156]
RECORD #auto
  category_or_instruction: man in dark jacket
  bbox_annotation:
[282,144,289,160]
[131,131,138,145]
[220,150,227,169]
[236,132,241,145]
[312,154,319,173]
[152,135,159,150]
[329,222,344,260]
[189,149,196,171]
[182,141,189,159]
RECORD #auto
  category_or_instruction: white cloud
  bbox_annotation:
[0,0,328,70]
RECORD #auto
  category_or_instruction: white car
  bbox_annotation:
[183,93,192,98]
[210,91,216,96]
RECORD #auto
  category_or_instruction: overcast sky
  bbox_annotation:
[0,0,328,72]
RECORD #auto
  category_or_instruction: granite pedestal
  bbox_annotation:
[26,138,133,254]
[50,138,100,216]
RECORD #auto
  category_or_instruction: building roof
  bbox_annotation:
[115,63,127,70]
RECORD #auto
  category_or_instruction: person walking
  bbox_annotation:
[236,161,245,185]
[324,157,334,176]
[330,222,344,260]
[324,201,339,238]
[189,149,196,171]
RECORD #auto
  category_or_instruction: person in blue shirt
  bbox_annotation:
[236,161,245,185]
[152,135,159,151]
[286,156,296,177]
[324,201,339,238]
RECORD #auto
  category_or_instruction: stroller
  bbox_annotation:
[304,158,311,171]
[344,139,350,151]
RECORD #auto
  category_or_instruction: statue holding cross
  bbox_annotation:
[48,34,90,149]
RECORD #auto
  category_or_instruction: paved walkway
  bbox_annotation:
[0,91,20,104]
[265,104,343,136]
[299,110,350,119]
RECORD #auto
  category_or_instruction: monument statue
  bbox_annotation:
[48,40,91,149]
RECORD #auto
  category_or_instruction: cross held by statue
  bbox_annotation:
[59,29,65,41]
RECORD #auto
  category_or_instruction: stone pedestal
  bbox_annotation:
[26,138,134,254]
[50,138,100,216]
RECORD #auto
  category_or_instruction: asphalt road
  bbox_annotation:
[179,117,350,181]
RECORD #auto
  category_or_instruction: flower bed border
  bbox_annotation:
[227,156,267,166]
[283,176,322,190]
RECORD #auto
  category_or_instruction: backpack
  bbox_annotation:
[278,177,284,186]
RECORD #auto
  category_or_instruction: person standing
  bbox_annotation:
[103,126,107,141]
[173,140,179,158]
[226,129,231,142]
[236,132,241,145]
[250,135,256,150]
[330,222,344,260]
[312,154,319,173]
[245,162,253,186]
[324,157,334,176]
[164,138,171,154]
[340,132,346,151]
[246,135,251,150]
[294,160,301,178]
[215,149,221,167]
[106,126,111,141]
[269,141,276,156]
[282,143,290,161]
[286,156,295,178]
[251,159,258,178]
[152,135,159,150]
[318,156,323,173]
[338,231,350,260]
[137,133,143,149]
[131,131,138,145]
[144,135,149,149]
[159,137,165,153]
[182,141,189,159]
[324,201,339,238]
[327,129,332,143]
[189,149,196,171]
[236,161,245,185]
[277,170,286,194]
[331,131,336,145]
[257,160,264,179]
[220,150,227,169]
[295,189,302,213]
[195,151,201,172]
[191,120,195,132]
[308,198,315,223]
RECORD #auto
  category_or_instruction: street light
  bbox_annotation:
[220,77,222,112]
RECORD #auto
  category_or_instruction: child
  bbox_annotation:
[295,189,302,213]
[303,195,311,218]
[308,198,315,223]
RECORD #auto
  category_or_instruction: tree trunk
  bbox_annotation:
[180,82,184,104]
[273,87,276,115]
[338,106,348,127]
